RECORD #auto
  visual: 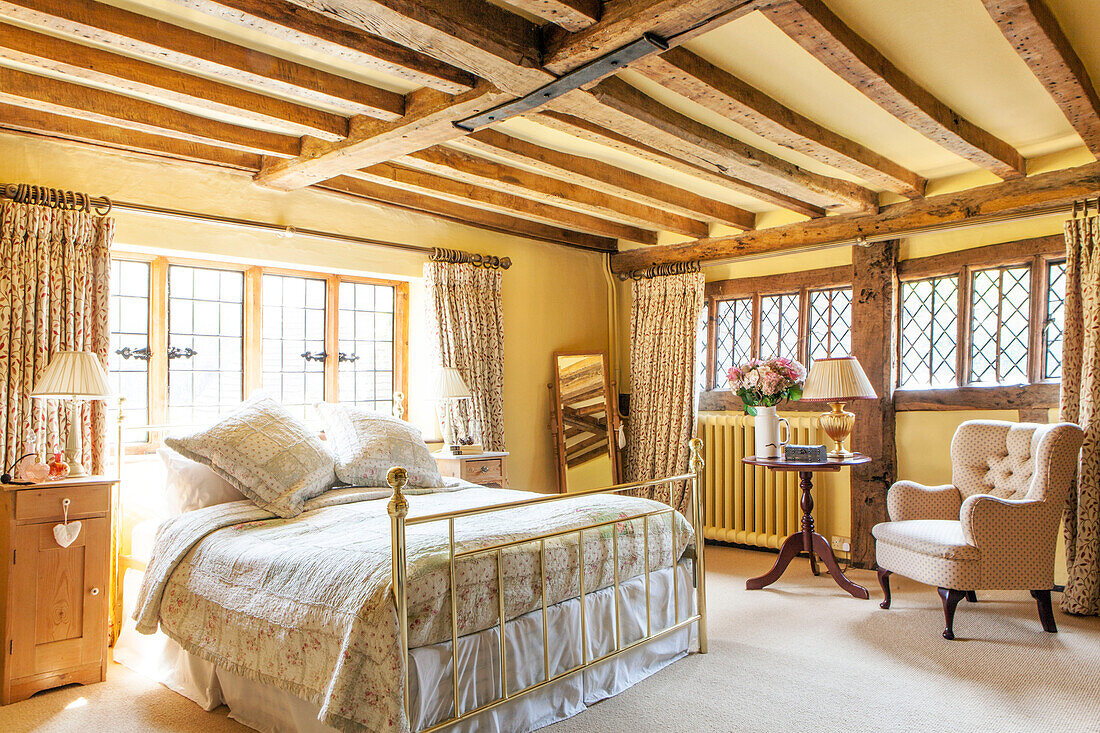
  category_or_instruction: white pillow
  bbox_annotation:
[316,403,443,488]
[166,395,337,518]
[158,447,246,515]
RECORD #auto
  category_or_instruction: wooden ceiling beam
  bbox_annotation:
[254,83,510,190]
[502,0,600,31]
[0,66,300,158]
[399,146,703,238]
[565,81,878,213]
[0,0,402,118]
[282,0,548,95]
[0,103,262,170]
[167,0,476,95]
[610,160,1100,273]
[982,0,1100,157]
[764,0,1024,179]
[318,176,617,251]
[632,47,927,198]
[534,110,826,217]
[351,163,657,243]
[453,129,755,229]
[0,23,349,141]
[543,0,768,75]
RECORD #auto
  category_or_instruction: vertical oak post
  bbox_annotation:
[849,240,898,568]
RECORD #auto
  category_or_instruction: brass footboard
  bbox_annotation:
[386,438,707,732]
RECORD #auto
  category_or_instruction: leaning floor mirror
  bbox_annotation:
[549,351,622,493]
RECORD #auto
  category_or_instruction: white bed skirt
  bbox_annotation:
[116,561,696,733]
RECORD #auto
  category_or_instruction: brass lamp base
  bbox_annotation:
[818,401,855,459]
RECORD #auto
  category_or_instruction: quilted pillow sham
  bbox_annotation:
[316,402,443,488]
[165,395,336,518]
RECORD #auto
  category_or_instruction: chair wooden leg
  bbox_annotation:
[1030,590,1058,633]
[965,591,978,603]
[938,587,967,640]
[877,568,892,609]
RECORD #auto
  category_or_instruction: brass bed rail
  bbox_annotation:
[386,438,708,733]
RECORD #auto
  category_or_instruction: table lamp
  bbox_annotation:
[437,366,472,454]
[801,356,877,459]
[30,351,114,478]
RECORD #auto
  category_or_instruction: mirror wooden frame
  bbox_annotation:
[549,350,622,493]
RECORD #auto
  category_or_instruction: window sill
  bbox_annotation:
[893,383,1059,411]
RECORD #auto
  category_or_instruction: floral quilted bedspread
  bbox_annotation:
[134,483,694,733]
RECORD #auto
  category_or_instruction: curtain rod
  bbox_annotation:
[1,183,510,268]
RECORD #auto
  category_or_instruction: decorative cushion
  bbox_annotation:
[158,447,246,514]
[165,395,336,518]
[871,519,979,561]
[316,402,443,488]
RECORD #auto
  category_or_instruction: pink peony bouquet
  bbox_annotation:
[727,357,806,415]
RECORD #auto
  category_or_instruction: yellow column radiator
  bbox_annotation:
[696,413,827,550]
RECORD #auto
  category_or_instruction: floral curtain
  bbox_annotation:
[424,261,506,451]
[626,270,705,515]
[0,201,113,474]
[1061,216,1100,616]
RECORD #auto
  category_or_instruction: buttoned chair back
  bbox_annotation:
[951,421,1078,504]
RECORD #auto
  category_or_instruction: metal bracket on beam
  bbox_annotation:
[453,33,669,132]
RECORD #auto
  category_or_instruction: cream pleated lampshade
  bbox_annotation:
[30,351,113,400]
[801,356,877,402]
[437,366,472,400]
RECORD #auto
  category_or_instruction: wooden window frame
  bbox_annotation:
[110,251,410,449]
[700,265,852,411]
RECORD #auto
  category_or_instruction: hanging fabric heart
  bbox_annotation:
[53,497,81,548]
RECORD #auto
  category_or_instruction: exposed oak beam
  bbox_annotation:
[398,146,697,238]
[765,0,1025,179]
[543,0,767,75]
[351,163,657,243]
[454,129,754,229]
[566,81,878,213]
[283,0,547,95]
[982,0,1100,157]
[503,0,600,31]
[610,159,1100,272]
[0,0,400,117]
[166,0,475,95]
[0,104,262,170]
[632,47,926,197]
[534,110,826,217]
[0,67,299,157]
[254,83,510,190]
[0,23,349,141]
[318,176,617,251]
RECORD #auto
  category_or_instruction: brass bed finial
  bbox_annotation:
[689,438,704,475]
[387,466,409,519]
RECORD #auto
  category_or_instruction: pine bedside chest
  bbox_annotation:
[432,451,510,489]
[0,476,117,704]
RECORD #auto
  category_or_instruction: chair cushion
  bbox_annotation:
[871,520,979,561]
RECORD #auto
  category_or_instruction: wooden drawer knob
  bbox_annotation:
[480,465,489,473]
[90,587,100,596]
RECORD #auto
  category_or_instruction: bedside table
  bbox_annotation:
[433,451,509,489]
[0,475,117,704]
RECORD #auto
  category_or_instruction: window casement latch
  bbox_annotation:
[337,352,359,363]
[115,346,152,361]
[167,346,197,360]
[302,351,328,363]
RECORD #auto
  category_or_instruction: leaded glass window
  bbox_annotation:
[714,297,753,389]
[807,287,852,361]
[969,265,1030,384]
[900,276,958,388]
[167,265,244,425]
[695,305,709,393]
[1043,260,1066,380]
[338,281,396,412]
[262,274,327,423]
[108,259,151,433]
[759,293,799,360]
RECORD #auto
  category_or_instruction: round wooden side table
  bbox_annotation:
[742,454,871,600]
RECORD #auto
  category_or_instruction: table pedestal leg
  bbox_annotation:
[745,471,869,599]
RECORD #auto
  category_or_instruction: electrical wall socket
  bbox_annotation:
[831,536,851,553]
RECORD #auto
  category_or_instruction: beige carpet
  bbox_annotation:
[3,546,1098,733]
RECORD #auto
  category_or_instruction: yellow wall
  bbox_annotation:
[2,132,612,493]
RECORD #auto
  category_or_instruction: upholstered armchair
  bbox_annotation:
[873,420,1083,640]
